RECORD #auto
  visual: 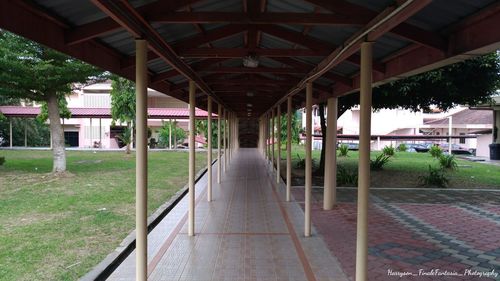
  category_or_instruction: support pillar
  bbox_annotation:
[169,119,172,149]
[217,104,222,183]
[207,97,212,202]
[324,97,338,210]
[277,105,281,183]
[134,39,148,281]
[188,80,196,236]
[305,82,313,237]
[286,97,292,202]
[271,108,275,171]
[99,118,102,148]
[223,109,227,173]
[25,119,28,147]
[448,116,452,154]
[9,118,12,148]
[356,42,373,281]
[90,118,92,147]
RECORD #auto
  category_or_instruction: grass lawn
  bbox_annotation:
[0,149,209,281]
[282,144,500,188]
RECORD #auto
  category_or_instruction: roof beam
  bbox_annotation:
[270,0,433,112]
[199,67,306,74]
[65,0,202,45]
[91,0,224,107]
[120,24,247,69]
[178,48,328,58]
[147,12,367,26]
[303,0,447,51]
[259,24,334,51]
[151,58,228,84]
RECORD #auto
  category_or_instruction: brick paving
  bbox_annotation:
[292,188,500,280]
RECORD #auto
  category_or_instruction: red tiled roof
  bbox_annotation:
[0,106,215,119]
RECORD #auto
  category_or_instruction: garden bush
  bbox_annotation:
[439,154,458,170]
[370,154,391,170]
[337,165,358,186]
[429,145,443,158]
[419,165,448,188]
[397,143,407,152]
[338,144,349,157]
[383,145,395,156]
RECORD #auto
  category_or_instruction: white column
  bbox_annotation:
[188,80,196,236]
[223,109,227,173]
[9,118,13,148]
[135,39,148,281]
[448,116,453,154]
[217,104,222,183]
[169,119,172,149]
[324,97,338,210]
[277,105,281,183]
[89,118,93,147]
[305,82,313,237]
[356,42,373,281]
[207,96,213,202]
[99,118,102,148]
[286,97,292,202]
[271,108,275,171]
[25,119,28,147]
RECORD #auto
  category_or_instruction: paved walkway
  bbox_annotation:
[107,148,347,281]
[293,188,500,280]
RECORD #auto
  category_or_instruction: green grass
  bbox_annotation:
[277,144,500,188]
[0,150,209,281]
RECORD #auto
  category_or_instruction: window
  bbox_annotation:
[459,133,466,144]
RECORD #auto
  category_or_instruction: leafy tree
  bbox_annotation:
[315,53,500,175]
[0,31,105,172]
[195,119,221,148]
[279,110,302,146]
[110,76,136,154]
[158,120,186,148]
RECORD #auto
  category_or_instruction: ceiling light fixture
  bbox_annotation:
[243,54,259,68]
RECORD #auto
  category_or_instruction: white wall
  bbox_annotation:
[477,134,493,157]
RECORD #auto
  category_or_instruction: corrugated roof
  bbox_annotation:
[424,109,493,125]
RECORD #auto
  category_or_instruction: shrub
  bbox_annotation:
[439,154,458,170]
[419,165,448,188]
[370,154,391,170]
[295,154,316,169]
[397,143,407,152]
[337,165,358,186]
[383,145,395,156]
[338,144,349,157]
[0,156,4,166]
[429,145,443,158]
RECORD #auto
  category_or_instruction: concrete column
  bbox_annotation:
[207,97,212,202]
[223,109,227,173]
[169,119,172,149]
[265,114,269,160]
[228,112,231,163]
[25,119,28,147]
[271,108,275,171]
[494,110,500,143]
[188,80,196,236]
[277,105,281,183]
[448,116,452,154]
[89,118,93,147]
[99,118,102,148]
[134,39,148,281]
[356,42,373,281]
[305,82,313,237]
[324,97,338,210]
[286,97,292,202]
[9,118,13,148]
[217,104,222,183]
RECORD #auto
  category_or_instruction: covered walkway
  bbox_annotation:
[107,148,347,281]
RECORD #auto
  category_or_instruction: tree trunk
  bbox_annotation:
[315,103,327,176]
[126,121,131,154]
[47,93,66,173]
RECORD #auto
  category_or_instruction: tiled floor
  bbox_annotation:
[107,148,347,281]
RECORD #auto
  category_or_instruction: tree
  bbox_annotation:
[110,76,136,154]
[0,31,105,172]
[158,120,186,148]
[315,53,500,175]
[279,110,302,146]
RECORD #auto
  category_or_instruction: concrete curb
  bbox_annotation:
[80,159,217,281]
